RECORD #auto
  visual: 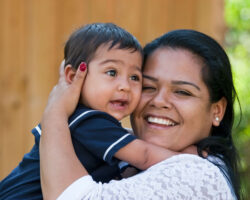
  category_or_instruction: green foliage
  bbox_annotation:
[225,0,250,198]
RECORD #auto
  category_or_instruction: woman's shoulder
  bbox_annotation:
[148,154,210,166]
[148,154,225,176]
[106,154,235,199]
[144,154,234,198]
[150,153,220,167]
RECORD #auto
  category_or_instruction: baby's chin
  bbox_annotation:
[107,112,127,121]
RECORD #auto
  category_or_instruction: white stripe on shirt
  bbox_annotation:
[103,133,131,161]
[35,110,97,135]
[35,125,42,135]
[69,110,98,127]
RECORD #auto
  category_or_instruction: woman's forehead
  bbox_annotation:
[144,48,202,76]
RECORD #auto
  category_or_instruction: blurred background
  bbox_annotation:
[0,0,249,197]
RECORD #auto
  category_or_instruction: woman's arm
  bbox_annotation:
[40,61,89,199]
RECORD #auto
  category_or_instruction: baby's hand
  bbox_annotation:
[181,145,208,157]
[43,61,87,120]
[181,145,198,155]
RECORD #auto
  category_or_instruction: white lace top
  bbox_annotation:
[58,154,235,200]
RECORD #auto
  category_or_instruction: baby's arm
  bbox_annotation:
[115,139,179,170]
[74,117,196,172]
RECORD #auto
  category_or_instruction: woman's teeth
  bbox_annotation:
[147,116,175,126]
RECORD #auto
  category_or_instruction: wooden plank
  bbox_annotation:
[0,0,27,177]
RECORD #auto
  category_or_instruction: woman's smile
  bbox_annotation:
[145,114,178,128]
[147,116,176,126]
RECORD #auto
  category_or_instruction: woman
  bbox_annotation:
[40,30,241,199]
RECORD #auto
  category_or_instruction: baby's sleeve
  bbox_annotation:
[71,111,136,165]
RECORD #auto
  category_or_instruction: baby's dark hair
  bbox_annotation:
[64,23,143,69]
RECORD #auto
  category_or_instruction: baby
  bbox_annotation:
[0,23,173,200]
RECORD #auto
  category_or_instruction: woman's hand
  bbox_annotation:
[42,61,87,121]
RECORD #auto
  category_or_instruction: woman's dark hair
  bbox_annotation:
[143,29,241,199]
[64,23,142,69]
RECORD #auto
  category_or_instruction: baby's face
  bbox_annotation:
[80,44,142,121]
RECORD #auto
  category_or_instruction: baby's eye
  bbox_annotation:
[106,70,117,77]
[130,75,140,82]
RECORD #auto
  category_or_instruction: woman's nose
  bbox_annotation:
[150,89,172,109]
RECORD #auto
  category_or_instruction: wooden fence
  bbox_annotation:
[0,0,225,179]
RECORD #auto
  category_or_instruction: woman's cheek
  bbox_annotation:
[131,108,146,139]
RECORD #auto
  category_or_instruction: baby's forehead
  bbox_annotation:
[95,42,142,55]
[95,43,142,59]
[89,44,142,71]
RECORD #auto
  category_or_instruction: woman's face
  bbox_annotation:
[131,48,216,151]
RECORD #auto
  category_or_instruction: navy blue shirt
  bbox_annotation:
[0,104,135,200]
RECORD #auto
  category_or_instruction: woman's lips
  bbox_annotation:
[145,115,178,127]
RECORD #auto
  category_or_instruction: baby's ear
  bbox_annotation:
[64,64,76,84]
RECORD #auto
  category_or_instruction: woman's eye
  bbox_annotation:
[130,75,140,81]
[142,86,156,91]
[106,70,117,77]
[175,90,191,96]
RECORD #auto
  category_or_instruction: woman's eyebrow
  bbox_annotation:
[143,74,158,82]
[172,80,200,91]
